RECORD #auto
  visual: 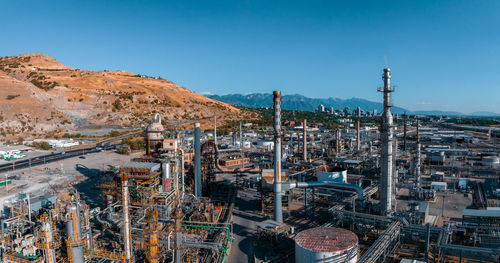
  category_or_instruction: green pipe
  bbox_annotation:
[182,223,232,263]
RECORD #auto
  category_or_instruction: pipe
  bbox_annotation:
[379,68,394,216]
[194,123,201,198]
[121,174,133,261]
[273,91,283,223]
[292,181,364,201]
[181,224,231,263]
[303,119,307,161]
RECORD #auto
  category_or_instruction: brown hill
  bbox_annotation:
[0,52,247,139]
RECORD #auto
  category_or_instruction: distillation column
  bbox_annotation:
[121,174,133,262]
[303,119,307,161]
[41,214,56,263]
[273,91,283,223]
[194,122,202,198]
[66,200,85,263]
[379,68,394,216]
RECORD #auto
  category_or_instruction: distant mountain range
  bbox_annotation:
[207,93,500,117]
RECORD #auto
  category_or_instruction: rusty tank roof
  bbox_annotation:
[295,227,358,252]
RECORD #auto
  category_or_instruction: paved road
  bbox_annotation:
[0,131,141,173]
[229,187,263,263]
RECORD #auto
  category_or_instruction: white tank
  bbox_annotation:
[316,166,347,183]
[295,227,358,263]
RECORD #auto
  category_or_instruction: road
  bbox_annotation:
[228,187,263,263]
[0,131,141,173]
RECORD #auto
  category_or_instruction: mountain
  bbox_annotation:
[208,93,409,114]
[412,110,466,116]
[0,53,245,139]
[469,111,500,117]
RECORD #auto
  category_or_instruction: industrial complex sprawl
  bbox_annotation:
[0,67,499,263]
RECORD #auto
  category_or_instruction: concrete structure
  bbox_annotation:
[295,227,359,263]
[379,68,394,216]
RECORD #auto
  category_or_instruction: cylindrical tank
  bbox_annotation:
[316,166,347,183]
[295,227,358,263]
[146,113,165,154]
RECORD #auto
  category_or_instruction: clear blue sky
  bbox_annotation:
[1,0,499,113]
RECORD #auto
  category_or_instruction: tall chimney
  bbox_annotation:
[379,68,394,216]
[357,107,361,151]
[273,91,283,223]
[194,123,201,198]
[214,115,217,146]
[403,113,408,152]
[303,119,307,161]
[416,119,421,187]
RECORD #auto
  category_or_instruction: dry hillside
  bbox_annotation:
[0,53,247,139]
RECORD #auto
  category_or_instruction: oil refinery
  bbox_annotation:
[0,68,498,263]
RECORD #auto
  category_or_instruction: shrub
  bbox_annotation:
[6,94,20,100]
[112,99,122,110]
[31,141,52,150]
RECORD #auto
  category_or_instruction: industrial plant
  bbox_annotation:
[0,68,498,263]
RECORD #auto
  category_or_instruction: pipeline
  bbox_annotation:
[290,181,364,201]
[181,224,232,263]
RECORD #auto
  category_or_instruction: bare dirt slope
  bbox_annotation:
[0,53,246,139]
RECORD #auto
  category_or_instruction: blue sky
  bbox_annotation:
[1,0,499,113]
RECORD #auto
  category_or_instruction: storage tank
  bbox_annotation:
[295,227,358,263]
[146,113,165,154]
[316,166,347,183]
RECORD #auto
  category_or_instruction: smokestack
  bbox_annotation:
[416,119,421,187]
[121,174,133,261]
[357,107,361,151]
[379,68,394,216]
[403,113,408,152]
[214,115,217,146]
[273,91,283,223]
[194,123,201,198]
[303,119,307,161]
